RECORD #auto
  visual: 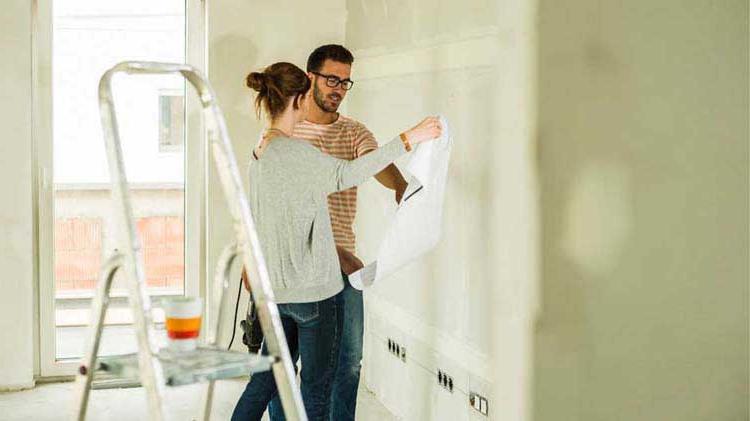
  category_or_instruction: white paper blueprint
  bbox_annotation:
[349,117,452,290]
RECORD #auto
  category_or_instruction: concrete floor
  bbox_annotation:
[0,378,396,420]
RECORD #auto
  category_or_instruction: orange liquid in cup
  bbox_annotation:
[162,297,202,351]
[165,316,201,339]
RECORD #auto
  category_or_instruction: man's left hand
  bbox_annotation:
[337,246,364,275]
[395,181,406,204]
[374,164,408,204]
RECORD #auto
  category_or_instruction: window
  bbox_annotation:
[45,0,189,365]
[158,92,185,152]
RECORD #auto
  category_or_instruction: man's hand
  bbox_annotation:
[395,179,407,204]
[336,246,364,275]
[374,164,408,204]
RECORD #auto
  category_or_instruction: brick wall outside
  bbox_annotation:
[137,216,184,289]
[55,217,102,290]
[55,216,184,291]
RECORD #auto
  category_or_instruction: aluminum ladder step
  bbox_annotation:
[91,347,275,388]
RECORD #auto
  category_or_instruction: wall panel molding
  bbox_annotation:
[352,27,502,81]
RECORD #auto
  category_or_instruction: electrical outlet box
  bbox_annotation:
[469,392,489,416]
[437,369,454,392]
[386,338,406,363]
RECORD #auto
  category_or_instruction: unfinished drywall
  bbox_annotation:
[0,0,35,390]
[204,3,538,419]
[533,1,749,420]
[346,0,538,419]
[206,0,348,347]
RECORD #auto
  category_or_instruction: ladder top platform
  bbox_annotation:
[95,347,276,387]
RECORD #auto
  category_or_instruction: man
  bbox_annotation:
[265,44,407,421]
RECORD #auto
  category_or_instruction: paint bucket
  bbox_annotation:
[162,297,202,352]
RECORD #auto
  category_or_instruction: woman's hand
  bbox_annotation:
[402,116,442,145]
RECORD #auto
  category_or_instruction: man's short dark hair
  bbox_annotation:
[306,44,354,73]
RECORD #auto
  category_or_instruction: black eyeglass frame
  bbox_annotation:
[310,71,355,90]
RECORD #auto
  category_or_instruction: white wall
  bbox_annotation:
[533,1,748,420]
[0,0,35,390]
[346,1,537,419]
[204,1,540,418]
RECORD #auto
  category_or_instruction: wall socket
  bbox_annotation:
[386,338,406,362]
[437,369,454,392]
[469,392,489,416]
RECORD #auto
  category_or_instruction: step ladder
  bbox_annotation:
[73,61,307,421]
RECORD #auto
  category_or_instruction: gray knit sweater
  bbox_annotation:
[248,136,407,303]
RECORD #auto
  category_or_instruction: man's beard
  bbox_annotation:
[313,83,341,113]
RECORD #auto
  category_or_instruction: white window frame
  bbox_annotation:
[33,0,207,378]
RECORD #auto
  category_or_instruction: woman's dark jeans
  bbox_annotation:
[231,292,342,421]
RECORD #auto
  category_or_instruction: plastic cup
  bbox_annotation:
[162,297,202,352]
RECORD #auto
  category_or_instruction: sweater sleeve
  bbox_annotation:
[309,136,408,195]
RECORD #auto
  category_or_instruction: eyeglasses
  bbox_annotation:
[311,71,354,91]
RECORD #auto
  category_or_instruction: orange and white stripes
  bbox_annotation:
[293,115,378,254]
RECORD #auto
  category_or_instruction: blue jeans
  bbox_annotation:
[269,275,364,421]
[231,292,341,421]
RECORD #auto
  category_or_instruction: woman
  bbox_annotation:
[231,62,441,421]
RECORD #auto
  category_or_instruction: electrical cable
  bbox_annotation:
[227,276,243,350]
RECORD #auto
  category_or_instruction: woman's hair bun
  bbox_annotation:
[246,62,310,120]
[246,72,266,92]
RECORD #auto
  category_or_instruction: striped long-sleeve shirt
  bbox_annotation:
[292,115,378,254]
